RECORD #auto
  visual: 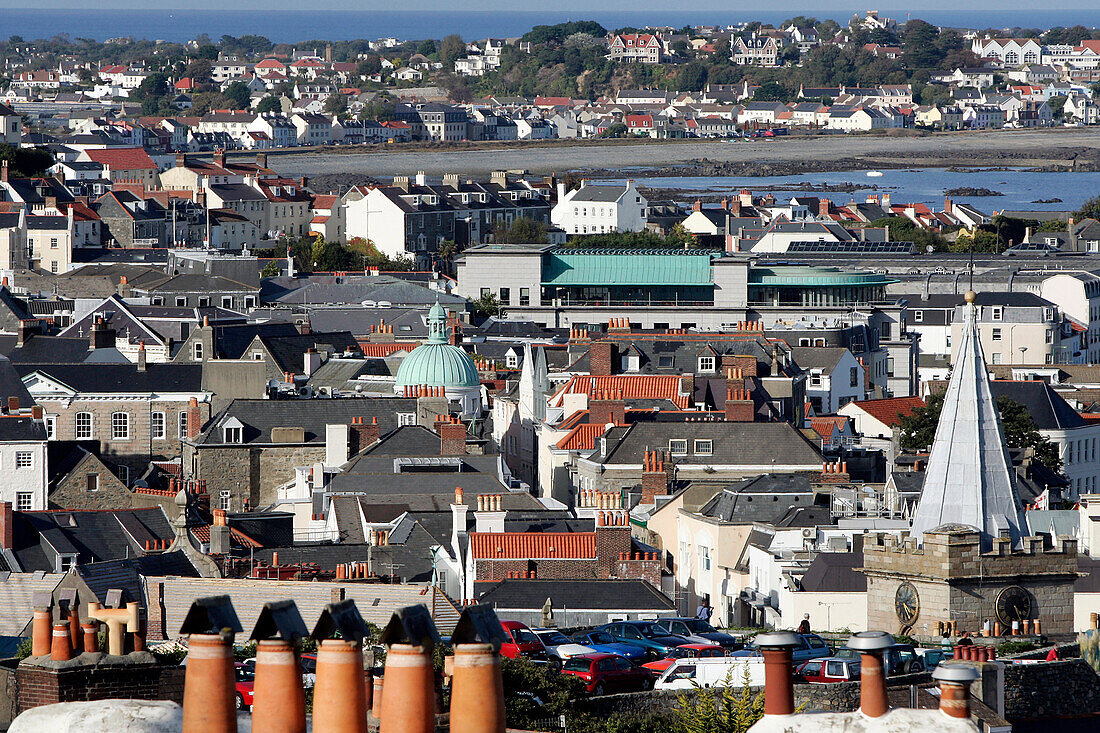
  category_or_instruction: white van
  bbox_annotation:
[654,656,766,690]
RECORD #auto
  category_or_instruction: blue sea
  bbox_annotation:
[3,9,1100,43]
[614,168,1100,213]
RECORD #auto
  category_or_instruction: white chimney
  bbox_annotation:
[325,424,349,467]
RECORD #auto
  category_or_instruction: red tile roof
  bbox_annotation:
[555,424,606,451]
[848,396,925,427]
[470,532,596,560]
[552,375,691,409]
[356,343,415,357]
[82,147,158,170]
[191,524,262,548]
[809,416,848,439]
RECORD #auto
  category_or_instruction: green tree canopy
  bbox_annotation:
[753,81,791,101]
[222,81,251,109]
[1075,195,1100,221]
[256,95,282,114]
[491,217,549,244]
[439,34,466,67]
[0,144,54,178]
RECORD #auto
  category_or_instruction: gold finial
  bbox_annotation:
[964,290,977,304]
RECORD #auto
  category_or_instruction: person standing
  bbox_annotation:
[797,614,811,635]
[695,598,713,622]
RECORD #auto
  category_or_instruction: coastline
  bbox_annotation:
[274,128,1100,189]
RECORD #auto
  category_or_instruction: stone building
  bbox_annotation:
[862,292,1078,637]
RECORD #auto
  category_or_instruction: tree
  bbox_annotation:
[223,81,251,109]
[753,81,790,102]
[133,72,169,101]
[260,260,282,278]
[324,93,348,115]
[472,292,503,319]
[310,237,360,271]
[1075,195,1100,221]
[678,62,708,91]
[778,44,802,66]
[194,43,219,60]
[256,95,282,114]
[491,217,548,244]
[0,144,54,178]
[183,59,213,84]
[674,666,765,733]
[417,39,437,57]
[439,34,466,67]
[899,393,1063,474]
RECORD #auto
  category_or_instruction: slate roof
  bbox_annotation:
[260,331,359,373]
[0,572,64,636]
[799,551,866,592]
[569,185,630,203]
[10,507,174,572]
[791,346,849,371]
[204,323,301,359]
[198,398,418,445]
[252,540,436,583]
[75,551,199,606]
[600,422,822,466]
[697,473,824,525]
[475,579,675,611]
[990,380,1086,430]
[17,363,203,393]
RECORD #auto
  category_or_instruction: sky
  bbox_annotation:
[0,0,1096,9]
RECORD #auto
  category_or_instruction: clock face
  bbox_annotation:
[895,582,920,624]
[996,586,1033,625]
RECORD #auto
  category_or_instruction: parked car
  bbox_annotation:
[242,654,317,688]
[834,643,925,675]
[654,656,765,690]
[652,618,743,649]
[914,648,949,669]
[533,629,594,667]
[234,663,255,711]
[641,644,726,676]
[749,633,831,663]
[795,657,861,683]
[499,621,547,660]
[594,621,691,659]
[560,653,653,695]
[569,630,648,661]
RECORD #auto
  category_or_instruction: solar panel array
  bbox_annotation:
[785,241,916,254]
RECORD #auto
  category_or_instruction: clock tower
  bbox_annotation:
[863,292,1078,637]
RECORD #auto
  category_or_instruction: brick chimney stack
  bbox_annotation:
[818,460,850,483]
[0,502,12,549]
[589,389,626,426]
[640,450,671,502]
[90,316,116,350]
[437,415,467,455]
[819,198,831,217]
[594,511,632,577]
[214,149,226,169]
[725,387,754,422]
[186,397,202,439]
[136,340,146,372]
[588,341,616,376]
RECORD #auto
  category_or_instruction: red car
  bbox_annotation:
[641,644,726,676]
[796,657,860,683]
[234,663,255,711]
[560,653,653,695]
[499,621,547,660]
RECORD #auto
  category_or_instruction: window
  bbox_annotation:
[499,288,510,303]
[15,451,32,469]
[50,261,58,274]
[244,296,256,309]
[86,474,99,492]
[913,310,923,323]
[992,328,1002,341]
[44,415,55,440]
[699,545,711,571]
[198,297,210,308]
[850,367,859,387]
[224,426,242,443]
[116,465,129,485]
[694,439,713,456]
[151,412,166,440]
[698,355,716,372]
[193,342,203,361]
[480,288,490,298]
[175,297,187,307]
[75,412,92,439]
[397,412,416,426]
[178,411,188,438]
[221,296,233,308]
[15,492,32,511]
[669,439,688,455]
[50,237,58,249]
[658,355,674,368]
[219,490,231,511]
[1046,329,1054,344]
[59,555,76,573]
[506,352,518,369]
[880,322,891,340]
[519,288,530,306]
[992,352,1002,365]
[810,373,822,387]
[111,411,130,440]
[252,351,264,361]
[992,306,1003,321]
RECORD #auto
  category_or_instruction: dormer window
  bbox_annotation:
[669,439,688,455]
[698,355,716,372]
[224,426,243,443]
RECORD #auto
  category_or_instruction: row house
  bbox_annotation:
[14,70,61,89]
[76,147,159,187]
[97,65,148,89]
[291,112,333,146]
[211,56,249,83]
[0,103,21,147]
[608,34,663,64]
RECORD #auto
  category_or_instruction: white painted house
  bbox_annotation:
[550,181,647,235]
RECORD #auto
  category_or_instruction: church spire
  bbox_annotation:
[909,291,1028,550]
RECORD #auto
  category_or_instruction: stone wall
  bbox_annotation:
[1003,658,1100,722]
[191,443,323,510]
[14,655,185,714]
[572,681,865,718]
[49,452,133,510]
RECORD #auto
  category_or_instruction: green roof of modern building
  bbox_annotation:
[542,249,718,287]
[748,265,897,287]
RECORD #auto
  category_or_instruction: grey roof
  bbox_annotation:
[307,306,429,338]
[208,183,268,202]
[909,299,1027,549]
[791,346,848,372]
[697,473,823,524]
[253,540,435,583]
[989,381,1085,430]
[198,398,418,445]
[569,185,630,203]
[262,275,464,308]
[600,422,822,467]
[900,291,1052,309]
[16,363,203,393]
[0,572,65,636]
[799,552,866,592]
[10,507,174,572]
[474,579,675,611]
[75,551,199,606]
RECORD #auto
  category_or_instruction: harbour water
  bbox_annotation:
[624,168,1100,213]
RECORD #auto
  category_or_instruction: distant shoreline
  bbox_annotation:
[269,128,1100,187]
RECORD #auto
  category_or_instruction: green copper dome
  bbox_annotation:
[394,302,480,390]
